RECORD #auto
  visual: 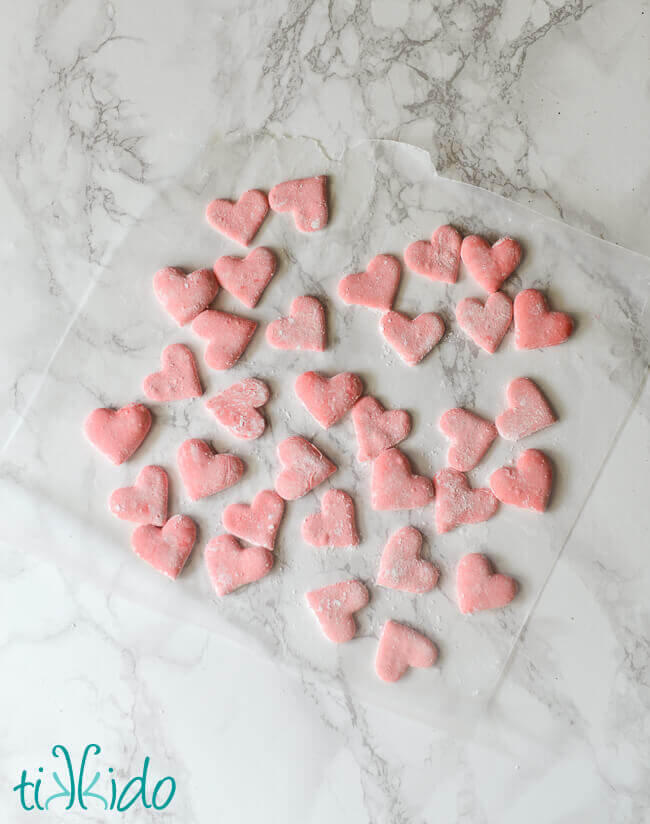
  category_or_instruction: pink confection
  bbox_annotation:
[131,514,196,580]
[294,370,363,428]
[268,175,328,233]
[375,621,438,682]
[513,289,574,349]
[205,378,270,440]
[376,526,439,594]
[109,465,168,526]
[338,254,401,310]
[177,438,244,501]
[460,235,522,293]
[439,408,497,472]
[143,343,202,402]
[495,377,556,441]
[380,310,445,366]
[266,295,327,351]
[455,292,513,353]
[205,189,269,246]
[433,468,498,533]
[275,436,337,500]
[404,225,462,284]
[490,448,553,513]
[222,489,285,551]
[153,266,219,326]
[213,247,277,308]
[371,448,434,511]
[306,579,369,643]
[191,309,257,370]
[457,553,517,614]
[205,534,273,596]
[84,403,151,465]
[351,396,411,462]
[301,489,359,548]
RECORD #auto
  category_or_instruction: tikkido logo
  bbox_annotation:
[12,745,176,812]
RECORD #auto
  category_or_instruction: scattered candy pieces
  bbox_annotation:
[351,396,411,462]
[275,436,337,500]
[143,343,202,402]
[338,254,401,310]
[514,288,574,349]
[371,448,434,511]
[457,553,517,614]
[222,489,285,551]
[269,175,328,233]
[495,377,556,441]
[153,266,219,326]
[306,579,369,643]
[266,295,327,351]
[131,514,196,580]
[461,235,521,293]
[294,370,363,428]
[301,489,359,548]
[191,309,257,370]
[376,526,438,594]
[380,310,445,366]
[109,465,168,526]
[455,291,513,353]
[214,247,277,308]
[404,224,462,284]
[84,403,151,465]
[205,189,269,246]
[205,378,270,440]
[177,438,244,501]
[205,534,273,596]
[490,448,553,513]
[439,408,497,472]
[375,620,438,682]
[433,468,498,533]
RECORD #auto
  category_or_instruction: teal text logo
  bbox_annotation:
[12,745,176,812]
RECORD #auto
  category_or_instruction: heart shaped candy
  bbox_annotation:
[205,534,273,596]
[404,224,462,283]
[301,489,359,548]
[222,489,285,550]
[380,311,445,366]
[177,438,244,501]
[266,295,327,351]
[439,408,497,472]
[375,621,438,682]
[275,436,337,500]
[306,580,369,643]
[433,468,498,533]
[351,396,411,462]
[460,235,522,293]
[269,176,328,232]
[84,403,151,465]
[338,254,401,310]
[214,247,277,308]
[109,465,168,526]
[495,377,556,441]
[153,267,219,326]
[376,527,438,594]
[191,310,257,370]
[371,448,434,511]
[455,292,513,353]
[294,371,363,428]
[205,189,269,246]
[143,344,203,402]
[513,289,573,349]
[131,514,196,580]
[206,378,270,440]
[457,553,517,614]
[490,448,553,513]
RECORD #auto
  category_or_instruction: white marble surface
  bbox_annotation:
[1,1,649,821]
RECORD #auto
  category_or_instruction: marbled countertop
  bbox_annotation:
[1,1,649,822]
